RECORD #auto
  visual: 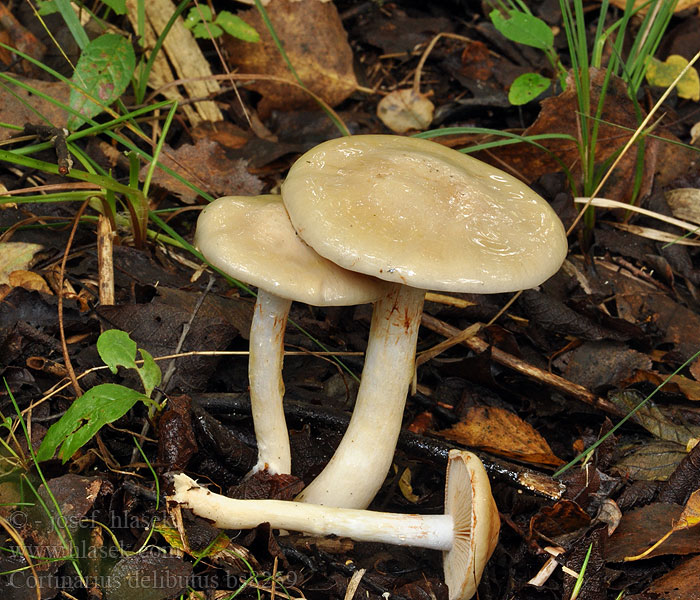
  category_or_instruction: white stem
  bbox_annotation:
[249,290,292,475]
[297,285,426,508]
[172,473,454,551]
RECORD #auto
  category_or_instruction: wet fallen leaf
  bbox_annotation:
[646,554,700,600]
[530,499,591,540]
[609,389,700,446]
[104,552,192,600]
[489,69,657,203]
[601,258,700,361]
[377,89,435,133]
[613,439,686,482]
[223,0,357,115]
[625,489,700,560]
[607,502,700,562]
[439,406,564,467]
[554,341,651,390]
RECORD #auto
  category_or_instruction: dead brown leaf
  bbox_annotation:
[530,499,591,540]
[438,406,564,467]
[489,69,655,203]
[646,554,700,600]
[142,139,263,203]
[0,78,69,141]
[607,502,700,562]
[223,0,357,116]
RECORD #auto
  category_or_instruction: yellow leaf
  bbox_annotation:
[646,55,700,101]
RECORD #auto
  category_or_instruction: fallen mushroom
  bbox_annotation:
[194,195,389,475]
[171,449,500,600]
[281,134,568,508]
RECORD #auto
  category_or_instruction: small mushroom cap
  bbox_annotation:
[443,450,500,600]
[195,195,390,306]
[281,135,568,293]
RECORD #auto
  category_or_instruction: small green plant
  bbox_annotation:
[183,5,259,41]
[490,0,677,106]
[489,2,567,105]
[36,330,162,463]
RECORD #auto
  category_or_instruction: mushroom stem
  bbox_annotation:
[297,284,426,508]
[172,473,454,550]
[249,289,292,475]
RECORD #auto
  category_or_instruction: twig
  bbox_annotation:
[420,313,623,418]
[58,198,90,398]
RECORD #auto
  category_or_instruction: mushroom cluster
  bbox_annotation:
[281,135,568,508]
[187,134,568,598]
[171,449,500,600]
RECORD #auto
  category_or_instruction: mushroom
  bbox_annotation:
[194,195,390,475]
[281,134,568,508]
[171,449,500,600]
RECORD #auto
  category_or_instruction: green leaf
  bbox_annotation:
[216,11,259,42]
[508,72,551,105]
[101,0,126,14]
[192,22,223,39]
[489,9,553,50]
[36,384,148,463]
[68,33,136,129]
[184,5,211,29]
[37,0,58,15]
[137,349,161,398]
[97,329,138,373]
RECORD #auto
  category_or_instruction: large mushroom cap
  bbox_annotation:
[195,195,390,306]
[281,135,568,293]
[443,450,500,600]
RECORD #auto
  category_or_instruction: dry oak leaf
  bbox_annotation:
[222,0,357,115]
[439,406,564,468]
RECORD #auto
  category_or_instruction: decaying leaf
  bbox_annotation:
[530,499,591,540]
[0,242,44,284]
[646,554,700,599]
[141,139,263,203]
[613,439,687,482]
[7,269,52,294]
[0,79,70,141]
[377,89,434,133]
[665,188,700,225]
[222,0,357,115]
[625,489,700,561]
[607,502,700,562]
[489,69,658,203]
[609,389,700,447]
[645,55,700,101]
[439,406,564,467]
